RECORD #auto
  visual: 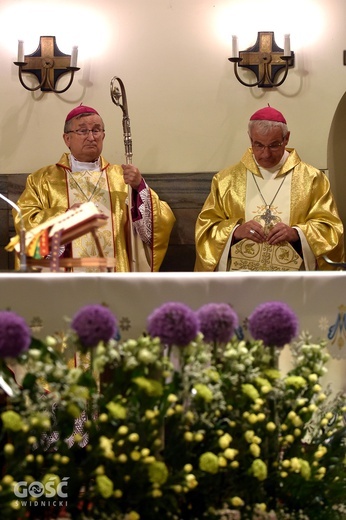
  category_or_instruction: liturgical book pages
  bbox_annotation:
[11,202,108,257]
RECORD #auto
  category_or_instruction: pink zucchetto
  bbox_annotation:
[65,104,99,122]
[250,106,287,124]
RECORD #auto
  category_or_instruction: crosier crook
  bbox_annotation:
[110,76,137,271]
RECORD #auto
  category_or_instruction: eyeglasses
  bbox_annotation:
[251,140,285,151]
[67,128,104,137]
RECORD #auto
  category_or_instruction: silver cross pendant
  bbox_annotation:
[261,207,276,226]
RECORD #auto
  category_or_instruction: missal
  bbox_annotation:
[7,202,108,258]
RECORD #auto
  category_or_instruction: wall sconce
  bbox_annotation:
[14,36,80,93]
[229,31,294,88]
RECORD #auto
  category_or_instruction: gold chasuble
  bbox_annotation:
[194,148,344,272]
[229,152,303,271]
[14,153,175,272]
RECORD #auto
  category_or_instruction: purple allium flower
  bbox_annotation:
[197,303,239,343]
[147,302,199,347]
[0,311,31,358]
[71,304,118,348]
[248,301,299,347]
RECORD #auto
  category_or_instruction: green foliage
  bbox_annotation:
[0,327,345,520]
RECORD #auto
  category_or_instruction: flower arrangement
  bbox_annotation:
[0,300,345,520]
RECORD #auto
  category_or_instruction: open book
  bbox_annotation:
[10,202,108,257]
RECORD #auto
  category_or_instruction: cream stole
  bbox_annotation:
[66,169,115,267]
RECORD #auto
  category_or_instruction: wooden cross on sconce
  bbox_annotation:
[229,32,295,88]
[14,36,79,93]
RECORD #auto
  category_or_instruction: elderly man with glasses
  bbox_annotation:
[14,104,175,272]
[194,106,344,271]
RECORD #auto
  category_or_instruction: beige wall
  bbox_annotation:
[1,0,346,183]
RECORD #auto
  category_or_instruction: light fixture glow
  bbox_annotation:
[0,1,112,60]
[214,0,325,52]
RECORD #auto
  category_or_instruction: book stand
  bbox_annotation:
[26,217,116,272]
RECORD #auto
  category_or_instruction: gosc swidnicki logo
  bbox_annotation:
[13,477,69,508]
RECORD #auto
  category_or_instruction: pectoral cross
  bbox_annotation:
[261,207,277,227]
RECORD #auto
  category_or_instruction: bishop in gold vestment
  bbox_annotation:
[195,107,344,272]
[13,105,175,272]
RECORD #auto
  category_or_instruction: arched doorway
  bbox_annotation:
[328,93,346,246]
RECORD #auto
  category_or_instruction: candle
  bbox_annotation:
[70,46,78,68]
[17,40,24,63]
[232,35,239,58]
[284,34,291,57]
